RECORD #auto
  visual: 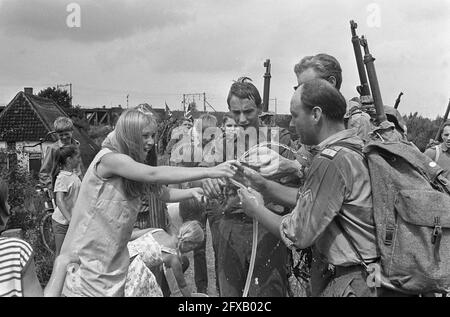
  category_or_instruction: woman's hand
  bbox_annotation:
[207,161,238,179]
[190,187,206,203]
[237,187,265,218]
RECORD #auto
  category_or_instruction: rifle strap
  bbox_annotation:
[334,215,369,273]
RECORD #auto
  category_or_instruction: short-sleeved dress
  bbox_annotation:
[125,229,166,297]
[0,237,34,297]
[60,148,141,297]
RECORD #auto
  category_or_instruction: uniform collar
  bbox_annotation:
[442,142,449,152]
[317,129,358,149]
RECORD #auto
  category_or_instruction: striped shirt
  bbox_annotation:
[0,237,34,297]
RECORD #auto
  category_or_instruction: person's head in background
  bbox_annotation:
[441,121,450,146]
[177,220,205,254]
[104,109,158,198]
[290,78,347,146]
[0,179,10,232]
[222,113,237,132]
[195,114,218,147]
[180,118,193,130]
[54,117,74,146]
[227,77,262,130]
[56,145,81,171]
[294,54,342,91]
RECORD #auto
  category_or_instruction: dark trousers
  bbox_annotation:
[217,216,288,297]
[51,219,69,257]
[207,209,222,295]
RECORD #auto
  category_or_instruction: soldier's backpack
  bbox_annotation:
[333,124,450,295]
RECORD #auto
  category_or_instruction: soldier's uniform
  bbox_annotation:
[216,127,293,297]
[425,143,450,180]
[280,129,380,297]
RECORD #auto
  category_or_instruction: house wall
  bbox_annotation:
[0,141,54,173]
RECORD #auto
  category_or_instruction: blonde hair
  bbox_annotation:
[177,220,204,252]
[104,109,157,199]
[54,117,74,132]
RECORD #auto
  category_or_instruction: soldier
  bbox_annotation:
[425,121,450,179]
[238,79,406,297]
[201,78,292,297]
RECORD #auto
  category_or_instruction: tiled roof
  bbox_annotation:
[0,91,100,167]
[0,92,51,142]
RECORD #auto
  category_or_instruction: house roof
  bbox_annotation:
[0,91,100,167]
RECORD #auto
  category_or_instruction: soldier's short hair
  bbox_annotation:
[294,54,343,90]
[54,116,74,132]
[300,78,347,122]
[227,77,262,109]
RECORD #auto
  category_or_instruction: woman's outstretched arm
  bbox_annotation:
[99,153,236,184]
[157,186,204,203]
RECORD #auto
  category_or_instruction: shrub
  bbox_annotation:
[1,167,53,286]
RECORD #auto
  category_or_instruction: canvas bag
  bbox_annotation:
[332,124,450,294]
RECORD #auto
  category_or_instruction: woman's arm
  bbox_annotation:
[168,256,192,297]
[55,192,72,222]
[99,153,236,184]
[22,259,44,297]
[157,186,204,203]
[43,253,80,297]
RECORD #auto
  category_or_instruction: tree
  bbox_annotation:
[37,87,72,110]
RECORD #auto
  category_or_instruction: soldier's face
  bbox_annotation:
[229,96,261,130]
[290,87,317,145]
[442,126,450,146]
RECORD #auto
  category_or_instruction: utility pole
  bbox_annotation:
[57,83,72,106]
[126,94,129,109]
[183,94,186,112]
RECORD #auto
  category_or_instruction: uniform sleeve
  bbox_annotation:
[53,175,69,193]
[280,156,346,250]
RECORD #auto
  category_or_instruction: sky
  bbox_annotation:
[0,0,448,117]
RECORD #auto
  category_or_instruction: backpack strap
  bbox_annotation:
[334,215,370,273]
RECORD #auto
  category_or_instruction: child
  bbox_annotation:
[0,179,78,297]
[59,109,236,297]
[39,117,83,195]
[125,220,204,297]
[52,145,82,256]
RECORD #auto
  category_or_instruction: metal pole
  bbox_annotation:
[203,93,206,112]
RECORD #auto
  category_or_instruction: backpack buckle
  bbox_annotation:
[432,216,442,245]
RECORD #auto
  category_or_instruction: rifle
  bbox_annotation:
[350,20,371,105]
[360,35,387,124]
[394,92,404,109]
[434,99,450,141]
[262,59,271,112]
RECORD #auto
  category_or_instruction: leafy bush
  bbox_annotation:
[88,125,113,147]
[1,167,53,286]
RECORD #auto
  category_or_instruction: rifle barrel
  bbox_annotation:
[350,20,371,97]
[361,36,386,124]
[394,92,404,109]
[263,59,271,112]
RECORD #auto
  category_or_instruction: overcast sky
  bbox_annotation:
[0,0,448,117]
